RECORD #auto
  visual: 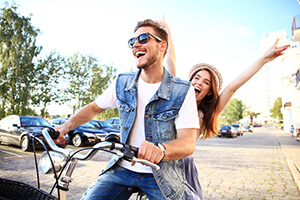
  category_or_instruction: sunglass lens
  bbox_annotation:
[128,38,136,48]
[138,33,148,44]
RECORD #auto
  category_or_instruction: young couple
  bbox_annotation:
[54,17,289,200]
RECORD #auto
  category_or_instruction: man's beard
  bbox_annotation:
[136,54,157,69]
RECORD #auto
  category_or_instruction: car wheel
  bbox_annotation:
[20,135,32,151]
[72,134,83,147]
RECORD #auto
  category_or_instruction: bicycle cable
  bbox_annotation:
[33,135,61,199]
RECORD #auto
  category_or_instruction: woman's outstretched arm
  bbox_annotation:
[160,16,177,76]
[218,39,290,114]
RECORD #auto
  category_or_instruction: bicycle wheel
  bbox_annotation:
[0,178,57,200]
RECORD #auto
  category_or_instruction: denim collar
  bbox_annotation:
[125,67,172,101]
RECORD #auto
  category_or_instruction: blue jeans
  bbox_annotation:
[81,164,165,200]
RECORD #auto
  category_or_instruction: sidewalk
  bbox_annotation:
[277,128,300,192]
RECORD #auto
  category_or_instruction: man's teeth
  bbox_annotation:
[136,52,145,58]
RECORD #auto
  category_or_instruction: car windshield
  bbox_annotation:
[80,122,97,129]
[20,117,51,127]
[220,126,231,130]
[231,124,239,128]
[100,121,114,128]
[108,118,119,124]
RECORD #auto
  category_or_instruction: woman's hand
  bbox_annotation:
[262,39,290,63]
[159,15,177,76]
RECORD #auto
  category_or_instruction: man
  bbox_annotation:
[55,19,199,200]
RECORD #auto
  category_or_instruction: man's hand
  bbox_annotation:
[132,140,164,166]
[53,125,69,145]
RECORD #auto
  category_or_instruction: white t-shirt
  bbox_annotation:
[95,75,199,173]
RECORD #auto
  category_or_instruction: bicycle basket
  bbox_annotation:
[0,178,57,200]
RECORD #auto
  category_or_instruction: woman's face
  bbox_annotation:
[191,70,212,104]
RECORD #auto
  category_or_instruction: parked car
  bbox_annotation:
[218,125,238,138]
[243,125,254,132]
[89,120,120,140]
[231,124,243,136]
[254,122,262,127]
[106,117,120,129]
[0,115,68,151]
[49,118,110,147]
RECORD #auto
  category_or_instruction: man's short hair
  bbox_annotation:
[134,19,168,56]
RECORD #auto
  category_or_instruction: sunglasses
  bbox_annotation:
[128,32,163,48]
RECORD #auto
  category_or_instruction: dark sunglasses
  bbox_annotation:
[128,32,163,48]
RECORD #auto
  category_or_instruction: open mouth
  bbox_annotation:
[135,51,146,59]
[194,87,201,96]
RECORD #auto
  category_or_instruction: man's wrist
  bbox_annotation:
[157,143,166,162]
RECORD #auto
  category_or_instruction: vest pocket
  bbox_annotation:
[154,109,178,141]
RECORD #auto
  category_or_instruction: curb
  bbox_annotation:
[282,147,300,192]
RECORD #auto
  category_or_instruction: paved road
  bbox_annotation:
[0,124,299,199]
[195,124,300,199]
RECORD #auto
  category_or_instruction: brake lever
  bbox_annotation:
[119,143,160,170]
[120,143,138,162]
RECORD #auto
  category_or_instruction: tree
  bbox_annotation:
[243,104,261,125]
[220,98,243,125]
[63,53,116,113]
[33,51,65,117]
[0,4,118,118]
[270,97,283,120]
[0,3,41,117]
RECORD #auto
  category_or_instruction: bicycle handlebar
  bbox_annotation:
[41,128,160,170]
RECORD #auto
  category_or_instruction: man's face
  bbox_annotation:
[131,27,162,69]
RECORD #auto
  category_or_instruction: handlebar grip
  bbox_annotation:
[47,128,60,140]
[132,157,160,170]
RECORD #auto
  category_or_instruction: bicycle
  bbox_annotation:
[0,128,159,200]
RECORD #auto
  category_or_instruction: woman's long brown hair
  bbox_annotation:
[191,69,220,140]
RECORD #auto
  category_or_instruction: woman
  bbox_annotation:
[160,17,290,199]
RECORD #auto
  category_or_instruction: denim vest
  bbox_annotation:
[104,68,191,200]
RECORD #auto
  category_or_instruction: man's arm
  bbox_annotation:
[54,101,105,144]
[137,128,197,165]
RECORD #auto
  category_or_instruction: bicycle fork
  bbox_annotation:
[54,159,78,200]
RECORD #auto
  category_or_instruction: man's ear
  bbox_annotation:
[160,40,167,52]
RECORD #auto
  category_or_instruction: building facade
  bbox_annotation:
[280,15,300,134]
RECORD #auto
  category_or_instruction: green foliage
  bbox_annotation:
[270,97,283,120]
[0,3,41,116]
[33,51,65,117]
[0,4,118,119]
[96,109,119,120]
[62,53,116,112]
[220,98,243,125]
[243,104,261,125]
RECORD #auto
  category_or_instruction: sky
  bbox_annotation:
[1,0,300,115]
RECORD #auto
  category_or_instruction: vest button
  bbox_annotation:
[123,127,128,130]
[163,113,167,119]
